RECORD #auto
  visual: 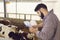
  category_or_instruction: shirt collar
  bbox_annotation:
[43,9,54,20]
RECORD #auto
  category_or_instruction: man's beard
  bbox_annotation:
[40,12,44,19]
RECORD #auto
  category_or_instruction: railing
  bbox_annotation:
[0,12,4,17]
[0,13,40,20]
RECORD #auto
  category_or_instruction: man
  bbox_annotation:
[29,3,59,40]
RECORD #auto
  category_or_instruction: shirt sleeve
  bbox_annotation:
[36,16,57,40]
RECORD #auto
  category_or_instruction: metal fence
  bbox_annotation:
[0,13,40,20]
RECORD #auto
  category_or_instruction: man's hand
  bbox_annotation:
[32,25,38,28]
[29,27,38,33]
[32,22,43,28]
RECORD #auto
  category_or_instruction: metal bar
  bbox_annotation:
[3,0,6,18]
[24,14,26,21]
[16,0,17,18]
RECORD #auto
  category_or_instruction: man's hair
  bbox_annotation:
[34,3,47,11]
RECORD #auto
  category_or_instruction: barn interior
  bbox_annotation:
[0,0,60,40]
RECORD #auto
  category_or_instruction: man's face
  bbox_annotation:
[37,8,44,19]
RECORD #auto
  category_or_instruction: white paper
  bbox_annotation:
[24,20,37,27]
